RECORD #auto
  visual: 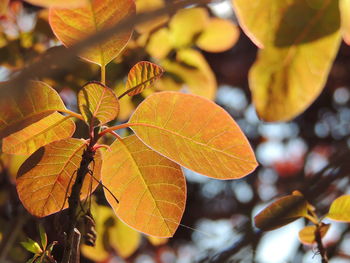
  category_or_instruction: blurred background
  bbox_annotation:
[0,0,350,262]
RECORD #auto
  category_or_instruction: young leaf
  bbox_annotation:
[24,0,86,8]
[102,135,186,237]
[21,238,42,254]
[254,194,308,231]
[78,82,119,127]
[234,0,341,122]
[327,195,350,222]
[16,138,102,217]
[125,61,164,97]
[0,81,67,140]
[38,224,47,250]
[2,112,75,155]
[129,91,257,179]
[49,0,136,66]
[298,223,330,245]
[340,0,350,45]
[196,18,239,53]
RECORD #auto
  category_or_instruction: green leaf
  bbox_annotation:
[327,195,350,222]
[254,194,308,231]
[234,0,342,122]
[2,112,75,155]
[126,61,164,97]
[0,81,66,140]
[298,223,330,245]
[21,238,42,254]
[78,82,119,127]
[38,224,47,250]
[129,91,257,179]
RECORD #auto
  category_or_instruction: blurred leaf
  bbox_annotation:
[102,135,186,237]
[160,49,217,100]
[38,224,47,250]
[78,82,119,127]
[254,194,308,231]
[169,7,209,48]
[298,223,330,245]
[129,92,257,179]
[146,28,172,60]
[240,0,342,121]
[196,18,239,53]
[24,0,86,8]
[0,0,9,16]
[1,153,30,182]
[49,0,136,66]
[2,112,75,155]
[21,238,42,254]
[0,81,66,140]
[135,0,168,34]
[126,61,164,96]
[16,138,102,217]
[327,195,350,222]
[340,0,350,45]
[147,235,168,246]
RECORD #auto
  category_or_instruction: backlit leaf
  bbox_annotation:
[240,0,341,121]
[2,112,75,155]
[24,0,86,8]
[0,81,66,140]
[129,92,257,179]
[16,138,102,217]
[49,0,136,66]
[298,223,330,245]
[102,135,186,237]
[327,195,350,222]
[21,238,42,254]
[146,28,172,60]
[196,18,239,53]
[78,82,119,127]
[135,0,168,34]
[254,194,308,231]
[169,8,209,48]
[126,61,164,96]
[340,0,350,45]
[147,235,168,246]
[160,49,217,100]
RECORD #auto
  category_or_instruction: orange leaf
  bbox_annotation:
[2,112,75,155]
[126,61,164,97]
[129,92,257,179]
[49,0,136,66]
[102,135,186,237]
[254,194,308,231]
[0,81,66,140]
[16,138,102,217]
[78,82,119,127]
[298,223,330,245]
[24,0,86,8]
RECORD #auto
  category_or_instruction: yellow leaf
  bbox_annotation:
[196,18,239,53]
[0,81,66,140]
[129,92,257,179]
[146,28,172,60]
[0,153,29,182]
[340,0,350,45]
[327,195,350,222]
[160,49,217,100]
[102,135,186,237]
[78,82,119,127]
[243,0,342,121]
[135,0,168,34]
[16,138,102,217]
[49,0,136,66]
[298,223,330,245]
[169,7,209,48]
[24,0,86,8]
[0,0,8,16]
[147,235,168,246]
[254,194,308,231]
[126,61,164,97]
[2,112,75,155]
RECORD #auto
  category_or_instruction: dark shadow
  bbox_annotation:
[17,146,45,177]
[274,1,340,47]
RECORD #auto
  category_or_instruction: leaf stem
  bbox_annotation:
[101,65,106,85]
[304,214,319,225]
[315,223,328,263]
[60,109,84,121]
[98,122,148,137]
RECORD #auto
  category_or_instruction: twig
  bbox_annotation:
[315,224,328,263]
